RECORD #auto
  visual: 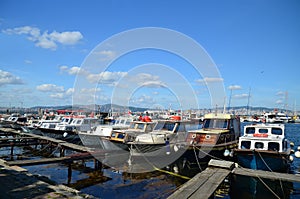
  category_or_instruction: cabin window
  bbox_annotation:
[254,142,264,149]
[271,128,282,135]
[258,129,268,134]
[268,142,280,151]
[146,124,154,131]
[117,133,125,139]
[137,123,145,130]
[241,141,251,149]
[203,119,228,129]
[154,122,174,131]
[84,120,89,124]
[245,127,255,134]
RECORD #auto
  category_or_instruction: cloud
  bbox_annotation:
[87,71,127,84]
[59,65,89,76]
[276,99,283,104]
[228,85,242,90]
[196,77,224,84]
[276,91,285,96]
[93,50,117,61]
[233,93,249,99]
[3,26,83,50]
[36,84,64,92]
[0,70,24,86]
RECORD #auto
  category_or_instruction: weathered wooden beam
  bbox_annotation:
[232,167,300,183]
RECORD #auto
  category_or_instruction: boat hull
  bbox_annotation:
[235,149,290,172]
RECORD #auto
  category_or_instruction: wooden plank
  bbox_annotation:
[190,168,230,199]
[168,167,230,199]
[232,167,300,183]
[208,159,234,169]
[6,157,71,166]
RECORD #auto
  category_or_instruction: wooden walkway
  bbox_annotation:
[168,159,234,199]
[168,159,300,199]
[0,127,103,168]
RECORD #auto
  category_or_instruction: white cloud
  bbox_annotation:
[87,71,127,84]
[228,85,242,90]
[66,88,74,95]
[0,70,24,86]
[49,31,83,45]
[59,65,89,76]
[196,77,224,84]
[276,99,283,104]
[233,93,249,99]
[140,81,166,88]
[276,91,285,96]
[3,26,83,50]
[94,50,117,61]
[50,93,64,99]
[36,84,64,92]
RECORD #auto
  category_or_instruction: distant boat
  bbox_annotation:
[234,123,292,172]
[263,112,290,123]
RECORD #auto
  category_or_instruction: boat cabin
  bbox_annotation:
[110,121,157,143]
[186,113,241,146]
[239,123,287,152]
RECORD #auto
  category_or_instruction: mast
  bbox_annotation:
[246,87,251,115]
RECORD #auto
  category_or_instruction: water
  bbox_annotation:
[2,123,300,198]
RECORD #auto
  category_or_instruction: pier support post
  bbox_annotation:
[10,142,14,160]
[94,159,102,170]
[67,162,72,184]
[60,147,65,157]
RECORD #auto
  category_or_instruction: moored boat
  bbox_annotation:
[78,116,134,149]
[182,112,241,165]
[128,118,199,156]
[234,123,292,172]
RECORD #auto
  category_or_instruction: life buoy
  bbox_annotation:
[191,134,196,139]
[253,133,268,137]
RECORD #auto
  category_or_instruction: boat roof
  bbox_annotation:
[204,113,235,119]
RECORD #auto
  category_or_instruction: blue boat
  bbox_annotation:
[234,123,292,172]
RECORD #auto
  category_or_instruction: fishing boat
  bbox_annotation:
[128,118,199,156]
[234,123,292,172]
[109,120,157,151]
[78,116,134,148]
[183,113,241,165]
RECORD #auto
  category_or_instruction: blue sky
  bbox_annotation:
[0,0,300,111]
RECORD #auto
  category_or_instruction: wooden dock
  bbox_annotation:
[168,159,234,199]
[168,159,300,199]
[0,127,103,169]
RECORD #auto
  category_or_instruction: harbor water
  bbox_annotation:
[1,123,300,199]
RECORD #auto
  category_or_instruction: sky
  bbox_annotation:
[0,0,300,112]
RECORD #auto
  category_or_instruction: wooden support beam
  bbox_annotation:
[232,167,300,183]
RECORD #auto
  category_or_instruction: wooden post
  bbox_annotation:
[60,147,65,157]
[94,159,102,170]
[10,142,14,160]
[67,163,72,184]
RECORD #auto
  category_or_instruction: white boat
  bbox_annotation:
[263,112,290,123]
[78,116,134,148]
[37,115,64,131]
[234,123,292,172]
[128,119,198,156]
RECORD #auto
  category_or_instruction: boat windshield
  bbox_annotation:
[154,121,176,131]
[203,119,228,129]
